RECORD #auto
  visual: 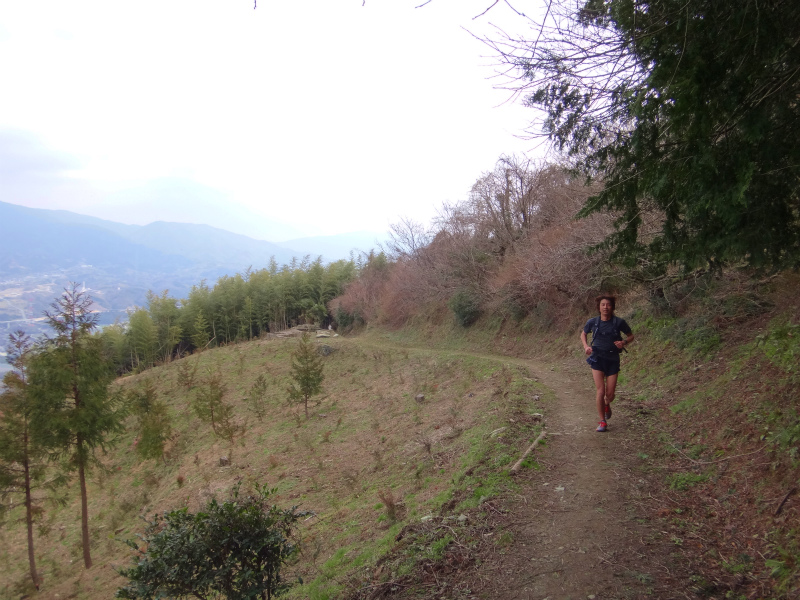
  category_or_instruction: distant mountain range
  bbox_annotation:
[0,201,384,332]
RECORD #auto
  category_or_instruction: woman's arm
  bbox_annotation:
[614,333,634,350]
[580,330,592,356]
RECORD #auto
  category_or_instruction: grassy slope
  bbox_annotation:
[376,271,800,598]
[3,270,798,599]
[1,334,549,599]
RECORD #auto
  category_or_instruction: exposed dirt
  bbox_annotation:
[408,353,699,600]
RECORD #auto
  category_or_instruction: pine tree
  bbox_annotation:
[128,380,172,462]
[27,284,124,569]
[0,331,62,589]
[287,333,324,419]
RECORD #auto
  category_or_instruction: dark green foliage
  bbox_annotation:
[515,0,800,270]
[117,484,309,600]
[448,290,481,327]
[287,334,324,419]
[0,330,62,589]
[28,287,122,465]
[26,284,124,568]
[334,306,358,329]
[192,371,238,442]
[128,380,172,462]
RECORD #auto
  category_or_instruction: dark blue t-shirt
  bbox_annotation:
[583,316,632,355]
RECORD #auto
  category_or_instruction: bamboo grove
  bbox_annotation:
[99,256,359,373]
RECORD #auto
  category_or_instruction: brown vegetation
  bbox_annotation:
[334,157,614,331]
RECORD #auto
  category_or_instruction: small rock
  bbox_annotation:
[555,486,565,492]
[457,514,468,523]
[420,515,434,522]
[219,456,230,467]
[532,395,540,401]
[415,394,425,402]
[490,427,507,438]
[478,495,488,505]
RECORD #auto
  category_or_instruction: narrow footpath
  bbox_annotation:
[465,356,694,600]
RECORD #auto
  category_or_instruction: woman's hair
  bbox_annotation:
[595,295,616,314]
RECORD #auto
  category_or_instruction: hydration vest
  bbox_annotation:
[591,315,627,353]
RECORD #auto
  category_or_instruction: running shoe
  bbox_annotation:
[604,404,612,420]
[596,421,607,432]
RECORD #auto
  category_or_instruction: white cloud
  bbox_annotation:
[0,0,543,241]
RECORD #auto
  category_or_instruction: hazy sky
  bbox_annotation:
[0,0,544,242]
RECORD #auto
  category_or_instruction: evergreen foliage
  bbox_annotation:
[192,371,238,442]
[0,331,61,589]
[117,484,309,600]
[246,374,271,422]
[26,284,124,569]
[128,380,173,461]
[448,289,482,327]
[287,334,324,419]
[503,0,800,270]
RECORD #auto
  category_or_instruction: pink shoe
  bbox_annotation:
[604,404,612,420]
[596,421,607,432]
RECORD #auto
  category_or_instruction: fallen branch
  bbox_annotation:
[510,429,547,474]
[774,487,797,517]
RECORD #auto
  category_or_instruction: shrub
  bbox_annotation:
[448,290,481,327]
[117,484,310,599]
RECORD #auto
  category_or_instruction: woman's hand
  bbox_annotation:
[584,346,593,356]
[615,334,634,350]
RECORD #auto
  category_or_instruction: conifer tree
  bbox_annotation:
[128,380,172,462]
[497,0,800,270]
[27,284,124,569]
[287,333,324,419]
[0,331,62,589]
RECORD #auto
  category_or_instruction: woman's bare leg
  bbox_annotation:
[592,368,606,421]
[604,373,618,409]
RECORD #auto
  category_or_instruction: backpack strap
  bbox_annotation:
[591,315,605,343]
[592,315,628,352]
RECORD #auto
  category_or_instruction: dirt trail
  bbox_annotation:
[464,354,688,599]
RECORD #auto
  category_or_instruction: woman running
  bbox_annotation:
[580,295,634,432]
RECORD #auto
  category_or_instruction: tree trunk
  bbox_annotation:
[77,437,92,569]
[23,430,40,589]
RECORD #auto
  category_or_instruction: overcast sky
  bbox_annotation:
[0,0,545,242]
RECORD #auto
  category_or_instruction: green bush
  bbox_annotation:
[448,290,481,327]
[117,484,310,599]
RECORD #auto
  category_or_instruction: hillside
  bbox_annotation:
[2,271,799,598]
[1,330,551,598]
[0,202,383,339]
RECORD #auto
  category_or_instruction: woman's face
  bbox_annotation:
[599,299,613,317]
